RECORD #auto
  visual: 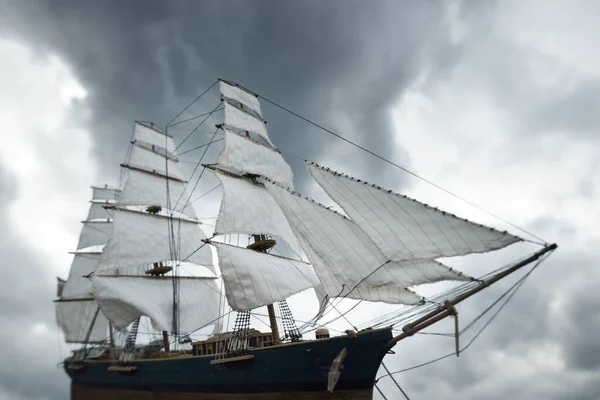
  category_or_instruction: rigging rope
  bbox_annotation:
[382,362,411,400]
[178,138,224,157]
[169,107,224,128]
[166,80,218,127]
[173,128,219,213]
[375,384,389,400]
[170,101,222,156]
[248,90,548,245]
[376,253,549,381]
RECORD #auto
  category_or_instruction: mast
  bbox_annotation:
[146,261,174,352]
[248,233,280,345]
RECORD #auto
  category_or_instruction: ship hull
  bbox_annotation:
[72,385,373,399]
[66,328,392,399]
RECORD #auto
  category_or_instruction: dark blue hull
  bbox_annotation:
[66,328,392,399]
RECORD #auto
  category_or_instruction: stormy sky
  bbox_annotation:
[0,0,599,399]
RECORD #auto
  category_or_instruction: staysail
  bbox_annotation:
[307,162,521,260]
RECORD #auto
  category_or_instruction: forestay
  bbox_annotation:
[95,209,214,273]
[212,242,318,311]
[56,300,109,343]
[91,276,221,332]
[214,171,302,255]
[307,162,521,260]
[265,180,467,305]
[216,129,294,188]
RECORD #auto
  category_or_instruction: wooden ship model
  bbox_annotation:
[54,80,557,399]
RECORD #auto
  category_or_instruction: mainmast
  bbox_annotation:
[248,234,281,345]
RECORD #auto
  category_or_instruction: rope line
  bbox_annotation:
[377,253,549,380]
[166,80,218,127]
[251,91,547,245]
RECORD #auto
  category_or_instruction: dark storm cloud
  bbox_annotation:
[4,0,457,192]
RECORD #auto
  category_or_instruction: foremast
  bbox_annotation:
[88,122,220,360]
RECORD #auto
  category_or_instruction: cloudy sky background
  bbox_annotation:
[0,0,599,399]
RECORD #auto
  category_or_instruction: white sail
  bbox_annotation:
[219,80,262,118]
[132,122,177,155]
[298,236,424,304]
[119,168,196,218]
[95,208,214,272]
[212,242,318,311]
[61,253,101,298]
[216,129,294,188]
[264,180,467,305]
[91,276,221,332]
[92,186,120,201]
[128,143,184,181]
[86,203,112,221]
[55,300,109,343]
[76,220,113,250]
[214,171,302,255]
[223,101,273,146]
[307,162,521,260]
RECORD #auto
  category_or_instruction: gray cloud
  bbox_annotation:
[0,164,68,400]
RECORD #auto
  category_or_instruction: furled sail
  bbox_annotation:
[95,208,213,272]
[212,242,318,311]
[214,170,301,255]
[264,180,468,305]
[91,275,221,332]
[307,162,521,260]
[216,128,294,188]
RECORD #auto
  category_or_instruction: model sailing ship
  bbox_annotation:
[54,79,557,399]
